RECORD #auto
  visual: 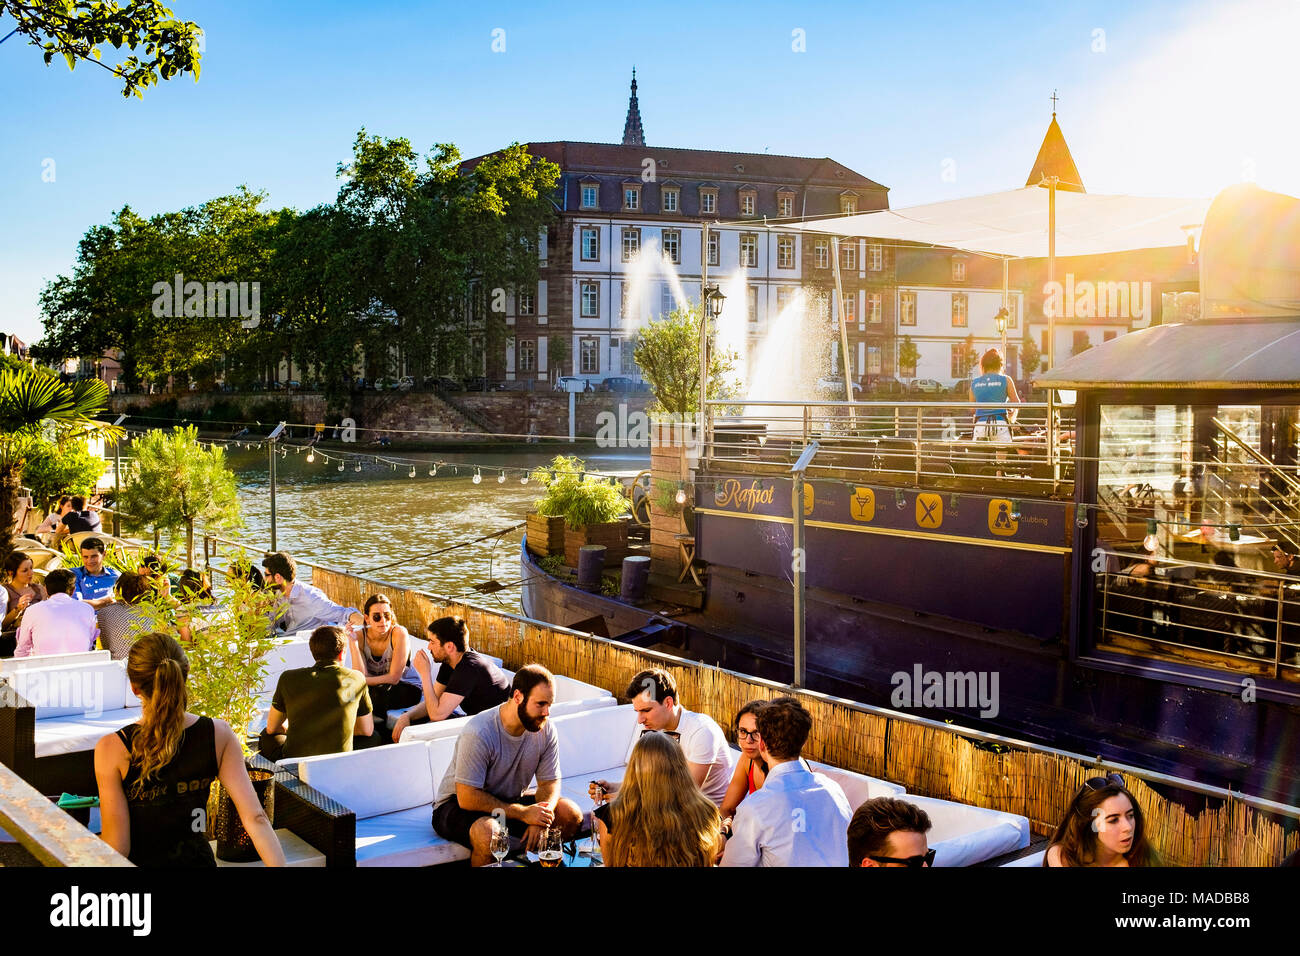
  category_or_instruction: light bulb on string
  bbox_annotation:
[337,461,345,472]
[498,470,506,484]
[429,465,437,477]
[1143,519,1159,553]
[520,473,528,485]
[675,482,687,506]
[714,482,727,505]
[306,451,315,463]
[1075,504,1089,528]
[354,461,362,473]
[473,469,482,485]
[409,466,416,478]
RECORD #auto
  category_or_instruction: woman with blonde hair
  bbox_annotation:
[595,730,723,867]
[94,632,285,866]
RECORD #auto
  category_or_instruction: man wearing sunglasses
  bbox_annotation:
[847,797,935,868]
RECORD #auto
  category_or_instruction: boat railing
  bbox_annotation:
[704,399,1074,492]
[1095,549,1300,681]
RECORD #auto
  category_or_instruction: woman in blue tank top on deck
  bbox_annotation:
[967,348,1021,441]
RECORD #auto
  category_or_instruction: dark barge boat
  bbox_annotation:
[524,184,1300,805]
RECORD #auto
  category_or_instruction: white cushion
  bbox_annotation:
[550,705,638,779]
[1001,849,1046,867]
[553,675,612,702]
[33,710,138,758]
[257,639,318,701]
[355,806,469,867]
[0,650,110,675]
[807,762,907,804]
[10,661,127,719]
[900,794,1030,867]
[296,741,434,820]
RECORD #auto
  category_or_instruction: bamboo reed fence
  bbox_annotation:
[314,565,1299,867]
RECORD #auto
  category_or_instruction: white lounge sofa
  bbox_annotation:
[0,650,110,675]
[293,736,468,867]
[4,659,142,759]
[1001,849,1046,867]
[394,672,615,742]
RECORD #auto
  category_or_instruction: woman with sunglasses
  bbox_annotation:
[720,699,769,822]
[1044,773,1160,867]
[348,593,422,740]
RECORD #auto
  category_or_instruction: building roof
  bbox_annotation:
[1036,319,1300,388]
[1025,114,1085,193]
[500,142,888,192]
[790,187,1210,259]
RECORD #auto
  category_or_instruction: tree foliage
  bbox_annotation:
[897,335,920,377]
[1,0,203,97]
[1019,336,1042,378]
[118,425,240,566]
[21,437,106,509]
[632,302,739,416]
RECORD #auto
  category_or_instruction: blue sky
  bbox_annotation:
[3,0,1296,342]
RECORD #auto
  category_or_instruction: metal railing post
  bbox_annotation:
[914,406,923,485]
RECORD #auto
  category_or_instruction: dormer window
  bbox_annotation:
[840,191,858,215]
[739,186,757,217]
[952,256,967,282]
[699,185,718,215]
[662,185,680,213]
[623,183,641,211]
[778,191,795,218]
[580,180,599,209]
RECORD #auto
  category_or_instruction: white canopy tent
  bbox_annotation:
[788,186,1210,259]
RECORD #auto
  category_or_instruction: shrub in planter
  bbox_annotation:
[531,455,630,567]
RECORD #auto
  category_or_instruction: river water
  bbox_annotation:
[218,448,649,612]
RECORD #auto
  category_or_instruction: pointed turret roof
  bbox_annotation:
[1026,113,1085,193]
[621,69,645,147]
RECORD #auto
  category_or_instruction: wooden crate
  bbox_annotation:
[563,521,629,567]
[525,513,565,557]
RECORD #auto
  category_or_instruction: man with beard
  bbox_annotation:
[391,616,510,742]
[431,664,582,865]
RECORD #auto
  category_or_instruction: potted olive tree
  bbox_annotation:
[531,455,631,567]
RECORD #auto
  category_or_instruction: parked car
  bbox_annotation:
[910,378,945,394]
[950,379,971,399]
[599,376,637,392]
[285,380,302,390]
[815,376,863,398]
[426,375,461,392]
[464,377,506,392]
[554,376,593,393]
[869,375,907,397]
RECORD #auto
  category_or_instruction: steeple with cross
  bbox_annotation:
[622,68,645,147]
[1051,89,1059,115]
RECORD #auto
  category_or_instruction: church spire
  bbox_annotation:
[622,68,645,147]
[1026,95,1084,192]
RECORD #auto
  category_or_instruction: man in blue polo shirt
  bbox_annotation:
[72,537,120,609]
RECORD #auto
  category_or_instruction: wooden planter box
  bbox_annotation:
[526,513,566,557]
[564,520,629,568]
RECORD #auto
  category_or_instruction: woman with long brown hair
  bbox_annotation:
[595,730,723,867]
[720,699,768,822]
[1044,773,1160,867]
[94,632,285,866]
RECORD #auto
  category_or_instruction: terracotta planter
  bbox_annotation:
[564,520,629,568]
[526,513,566,557]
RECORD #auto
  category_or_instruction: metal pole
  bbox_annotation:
[268,433,277,552]
[792,472,805,689]
[698,220,710,439]
[1001,258,1010,364]
[1047,175,1058,371]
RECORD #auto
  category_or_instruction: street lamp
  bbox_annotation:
[706,285,726,320]
[994,307,1009,364]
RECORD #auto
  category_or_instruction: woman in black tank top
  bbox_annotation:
[94,632,286,867]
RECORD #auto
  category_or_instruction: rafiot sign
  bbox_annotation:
[1042,272,1152,321]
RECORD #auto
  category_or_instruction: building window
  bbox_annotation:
[609,336,622,374]
[581,227,599,261]
[952,257,967,282]
[777,235,795,269]
[868,292,882,324]
[840,194,858,214]
[951,292,968,327]
[841,294,856,325]
[778,193,794,217]
[740,234,758,268]
[867,346,882,374]
[700,187,717,214]
[868,243,883,271]
[622,228,641,262]
[900,292,916,326]
[746,286,758,323]
[623,185,640,210]
[621,284,639,323]
[659,283,675,317]
[1006,298,1018,328]
[740,189,756,216]
[518,339,536,372]
[814,239,829,269]
[706,231,719,266]
[581,183,598,209]
[580,338,599,374]
[1103,330,1118,341]
[662,187,679,212]
[580,282,599,318]
[1073,330,1091,354]
[519,291,535,315]
[951,343,966,378]
[662,229,680,264]
[841,241,856,271]
[776,286,794,314]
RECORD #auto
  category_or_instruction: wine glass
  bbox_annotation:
[580,783,605,863]
[488,819,510,867]
[538,827,563,868]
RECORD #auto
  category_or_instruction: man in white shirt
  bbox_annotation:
[720,696,852,867]
[589,667,732,807]
[14,569,99,658]
[260,551,361,634]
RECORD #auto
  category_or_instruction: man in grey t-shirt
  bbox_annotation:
[432,664,583,865]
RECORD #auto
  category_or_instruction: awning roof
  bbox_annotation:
[790,187,1210,259]
[1036,320,1300,388]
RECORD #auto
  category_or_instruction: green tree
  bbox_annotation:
[1019,336,1042,378]
[897,335,920,377]
[118,425,240,567]
[21,437,106,510]
[633,302,739,416]
[1,0,203,97]
[548,335,568,379]
[0,365,119,560]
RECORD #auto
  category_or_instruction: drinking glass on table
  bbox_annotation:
[488,819,511,867]
[538,827,563,868]
[580,782,605,862]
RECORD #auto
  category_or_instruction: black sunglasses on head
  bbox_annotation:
[1083,772,1125,792]
[866,848,936,868]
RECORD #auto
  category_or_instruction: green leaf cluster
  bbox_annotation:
[530,455,630,529]
[21,437,107,511]
[632,301,739,416]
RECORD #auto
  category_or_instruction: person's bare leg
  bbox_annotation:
[553,798,584,840]
[468,815,498,867]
